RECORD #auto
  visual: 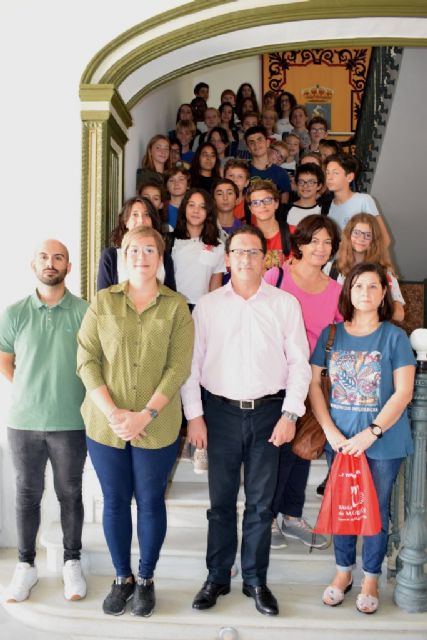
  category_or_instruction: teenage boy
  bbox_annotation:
[165,166,190,230]
[175,119,196,163]
[324,154,390,246]
[307,116,328,152]
[192,108,221,150]
[246,179,291,270]
[232,111,259,160]
[0,240,88,603]
[194,82,209,103]
[224,158,250,220]
[286,163,324,233]
[245,126,291,204]
[212,178,242,240]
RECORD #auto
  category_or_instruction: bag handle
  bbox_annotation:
[275,266,284,289]
[322,323,336,378]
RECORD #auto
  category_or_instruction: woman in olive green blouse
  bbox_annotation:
[77,226,194,618]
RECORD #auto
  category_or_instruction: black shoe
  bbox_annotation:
[103,575,135,616]
[317,471,330,497]
[131,577,155,617]
[242,583,278,616]
[192,580,230,610]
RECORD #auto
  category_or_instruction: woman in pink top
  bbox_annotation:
[264,214,342,549]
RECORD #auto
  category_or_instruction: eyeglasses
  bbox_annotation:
[249,197,275,207]
[128,246,158,257]
[297,179,318,187]
[229,248,264,258]
[310,127,326,133]
[351,229,372,241]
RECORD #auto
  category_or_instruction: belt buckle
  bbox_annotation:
[240,399,255,410]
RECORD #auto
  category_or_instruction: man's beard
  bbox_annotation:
[37,269,67,286]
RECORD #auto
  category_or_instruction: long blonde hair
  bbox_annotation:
[336,213,395,277]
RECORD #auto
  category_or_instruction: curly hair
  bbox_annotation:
[174,188,220,246]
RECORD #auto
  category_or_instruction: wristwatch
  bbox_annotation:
[369,423,383,439]
[143,406,159,419]
[281,410,298,423]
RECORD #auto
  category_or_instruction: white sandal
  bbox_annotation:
[322,580,352,606]
[356,592,379,614]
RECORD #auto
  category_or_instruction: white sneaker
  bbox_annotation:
[193,448,208,474]
[6,562,38,602]
[63,559,87,601]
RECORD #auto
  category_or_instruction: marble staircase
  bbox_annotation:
[0,456,426,640]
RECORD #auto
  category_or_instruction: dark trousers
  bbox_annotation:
[204,392,282,586]
[8,428,87,564]
[87,436,179,578]
[271,443,310,518]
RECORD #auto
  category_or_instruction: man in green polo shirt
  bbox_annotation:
[0,239,88,603]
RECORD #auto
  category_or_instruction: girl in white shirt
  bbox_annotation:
[172,188,225,308]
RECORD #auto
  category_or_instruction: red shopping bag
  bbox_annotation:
[313,453,381,536]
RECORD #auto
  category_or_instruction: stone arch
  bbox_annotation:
[79,1,427,297]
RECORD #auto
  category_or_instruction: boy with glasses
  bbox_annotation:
[246,180,291,270]
[286,163,324,233]
[307,116,328,153]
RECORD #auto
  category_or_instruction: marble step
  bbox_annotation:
[163,482,325,529]
[170,456,328,486]
[0,549,424,640]
[40,521,386,589]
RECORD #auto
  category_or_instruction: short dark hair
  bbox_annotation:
[324,153,359,177]
[194,82,209,96]
[244,125,268,143]
[319,139,342,154]
[295,162,325,185]
[291,215,341,260]
[225,224,267,255]
[212,178,239,199]
[207,126,229,147]
[308,116,328,131]
[339,262,394,322]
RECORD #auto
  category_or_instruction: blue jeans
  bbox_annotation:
[326,452,403,576]
[8,428,86,564]
[204,392,282,586]
[87,436,179,578]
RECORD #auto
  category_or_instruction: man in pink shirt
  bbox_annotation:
[181,225,311,616]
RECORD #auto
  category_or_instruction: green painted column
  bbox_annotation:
[394,329,427,612]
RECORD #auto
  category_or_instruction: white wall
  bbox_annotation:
[125,56,261,197]
[371,47,427,281]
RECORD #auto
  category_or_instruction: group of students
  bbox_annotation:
[0,80,415,621]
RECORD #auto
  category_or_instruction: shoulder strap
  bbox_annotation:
[275,267,284,288]
[328,261,339,281]
[325,323,337,364]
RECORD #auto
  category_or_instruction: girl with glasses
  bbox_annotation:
[323,213,405,322]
